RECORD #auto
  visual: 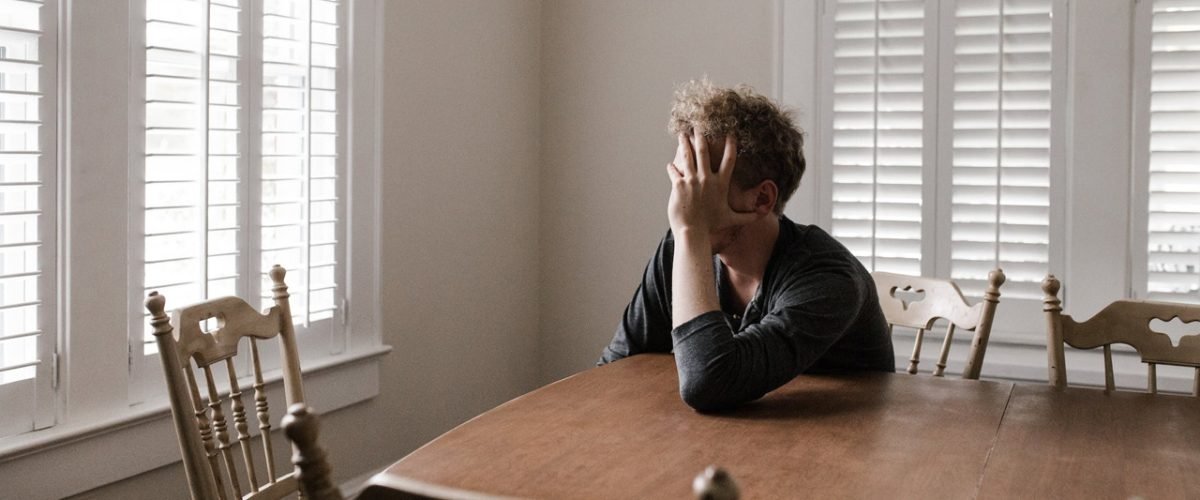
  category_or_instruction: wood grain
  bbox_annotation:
[977,384,1200,500]
[383,355,1013,499]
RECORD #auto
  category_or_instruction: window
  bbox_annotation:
[134,0,346,394]
[0,0,382,477]
[1134,0,1200,303]
[0,0,56,438]
[820,0,1066,304]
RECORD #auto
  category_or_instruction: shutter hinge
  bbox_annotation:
[51,351,60,390]
[339,298,349,326]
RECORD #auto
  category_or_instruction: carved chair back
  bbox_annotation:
[1042,275,1200,395]
[146,265,306,500]
[872,269,1006,379]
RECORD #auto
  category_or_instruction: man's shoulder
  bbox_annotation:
[777,218,865,271]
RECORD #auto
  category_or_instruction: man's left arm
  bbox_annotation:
[670,272,864,411]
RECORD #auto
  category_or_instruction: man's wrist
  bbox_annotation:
[671,225,707,242]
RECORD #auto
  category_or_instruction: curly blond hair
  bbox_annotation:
[668,79,805,214]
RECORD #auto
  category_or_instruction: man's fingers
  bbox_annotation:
[692,133,710,179]
[720,134,738,182]
[666,162,683,181]
[676,133,697,177]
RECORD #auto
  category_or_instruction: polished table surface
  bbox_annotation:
[380,354,1200,499]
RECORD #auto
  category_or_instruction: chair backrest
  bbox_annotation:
[146,265,305,500]
[872,269,1006,379]
[1042,275,1200,395]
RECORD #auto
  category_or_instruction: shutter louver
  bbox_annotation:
[830,0,927,275]
[0,0,56,437]
[950,0,1053,299]
[1145,0,1200,302]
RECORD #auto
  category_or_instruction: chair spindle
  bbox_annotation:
[226,357,260,491]
[1103,345,1115,392]
[934,324,956,377]
[908,328,925,374]
[1147,363,1157,394]
[186,365,228,500]
[251,338,277,481]
[204,365,244,498]
[1194,367,1199,397]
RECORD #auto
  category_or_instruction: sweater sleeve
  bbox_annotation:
[598,232,675,364]
[670,268,868,412]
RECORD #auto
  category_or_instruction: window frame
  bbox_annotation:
[0,2,386,496]
[127,0,353,405]
[811,0,1069,340]
[785,0,1196,389]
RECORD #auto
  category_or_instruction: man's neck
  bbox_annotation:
[718,214,781,287]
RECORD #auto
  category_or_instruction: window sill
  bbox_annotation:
[0,344,391,499]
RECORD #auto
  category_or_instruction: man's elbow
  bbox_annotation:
[678,375,741,413]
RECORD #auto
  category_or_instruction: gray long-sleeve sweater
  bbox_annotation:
[599,217,894,411]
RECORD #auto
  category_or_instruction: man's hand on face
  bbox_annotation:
[666,133,758,237]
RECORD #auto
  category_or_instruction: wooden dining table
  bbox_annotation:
[375,354,1200,499]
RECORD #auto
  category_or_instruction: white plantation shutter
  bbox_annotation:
[141,0,245,353]
[1141,0,1200,302]
[948,0,1056,299]
[259,0,342,324]
[0,0,56,437]
[138,0,343,362]
[829,0,928,276]
[822,0,1063,305]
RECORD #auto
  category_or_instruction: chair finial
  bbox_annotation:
[146,291,166,316]
[984,268,1006,302]
[1042,275,1062,312]
[270,265,290,301]
[145,292,173,337]
[693,466,739,500]
[988,268,1007,289]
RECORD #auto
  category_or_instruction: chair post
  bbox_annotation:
[1042,275,1067,388]
[283,403,343,500]
[270,265,306,406]
[963,268,1006,380]
[147,293,219,500]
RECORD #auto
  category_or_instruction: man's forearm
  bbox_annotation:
[671,229,720,328]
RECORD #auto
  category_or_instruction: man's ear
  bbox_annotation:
[753,180,778,216]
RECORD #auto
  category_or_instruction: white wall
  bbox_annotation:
[69,1,543,497]
[538,0,781,382]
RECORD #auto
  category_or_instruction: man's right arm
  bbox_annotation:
[599,232,676,364]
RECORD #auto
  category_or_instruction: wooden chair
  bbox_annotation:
[146,265,310,500]
[872,269,1006,379]
[1042,275,1200,395]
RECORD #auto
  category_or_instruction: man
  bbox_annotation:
[599,79,894,411]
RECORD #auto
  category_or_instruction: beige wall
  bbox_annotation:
[538,0,779,382]
[71,1,543,497]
